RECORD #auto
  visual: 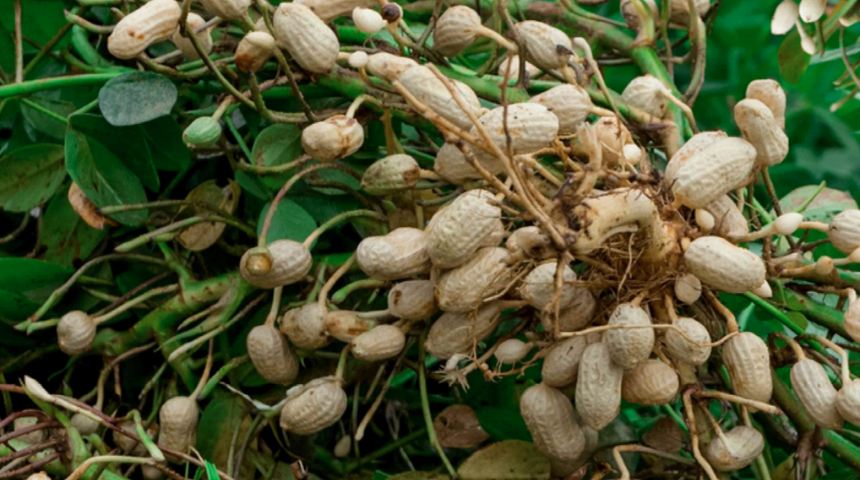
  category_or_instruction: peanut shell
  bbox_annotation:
[670,137,757,208]
[828,209,860,254]
[425,301,506,359]
[273,3,340,74]
[734,98,789,167]
[791,358,844,430]
[665,317,712,366]
[107,0,181,60]
[323,310,372,342]
[605,303,655,369]
[361,154,421,196]
[280,377,347,435]
[170,13,212,60]
[388,280,438,320]
[529,84,593,134]
[621,360,679,405]
[436,247,513,312]
[240,240,313,289]
[247,325,299,386]
[399,65,483,131]
[301,115,364,162]
[280,303,333,350]
[57,311,96,355]
[351,325,406,362]
[427,189,502,269]
[356,227,431,280]
[514,21,573,70]
[723,332,772,404]
[575,342,624,430]
[684,236,766,293]
[520,383,587,463]
[199,0,251,19]
[746,79,786,129]
[704,426,765,472]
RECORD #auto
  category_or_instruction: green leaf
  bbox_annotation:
[98,72,178,126]
[0,144,66,212]
[0,258,72,295]
[196,392,249,476]
[250,124,303,188]
[69,114,159,191]
[257,200,317,243]
[204,461,220,480]
[20,96,75,140]
[778,29,811,85]
[0,0,68,51]
[42,185,107,268]
[784,311,809,332]
[457,440,550,480]
[65,128,148,226]
[141,116,192,172]
[474,408,533,442]
[779,186,858,223]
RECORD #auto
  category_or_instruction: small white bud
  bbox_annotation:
[772,0,799,34]
[353,7,387,34]
[815,256,834,275]
[24,376,53,403]
[622,144,642,164]
[799,0,826,23]
[334,435,352,457]
[348,50,369,69]
[849,247,860,264]
[752,280,773,298]
[695,208,715,232]
[774,212,804,235]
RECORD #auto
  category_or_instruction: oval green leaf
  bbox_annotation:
[0,144,66,212]
[257,199,317,244]
[98,72,178,126]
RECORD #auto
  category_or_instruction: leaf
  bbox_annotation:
[0,0,68,50]
[779,186,858,223]
[250,124,303,188]
[204,461,220,480]
[257,200,317,243]
[196,392,250,477]
[0,258,72,295]
[474,407,533,443]
[784,311,809,332]
[42,186,107,268]
[0,144,66,212]
[65,128,148,226]
[434,404,489,449]
[141,116,192,172]
[778,29,811,85]
[177,180,240,251]
[98,72,178,126]
[69,114,159,192]
[20,96,75,140]
[457,440,550,480]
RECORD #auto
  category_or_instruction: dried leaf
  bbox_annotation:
[457,440,550,479]
[177,180,240,251]
[68,182,117,230]
[434,404,489,449]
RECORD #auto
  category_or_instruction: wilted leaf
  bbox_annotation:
[178,180,241,251]
[42,185,108,268]
[98,72,178,126]
[434,404,489,449]
[641,417,686,454]
[0,144,66,212]
[257,199,317,244]
[66,182,116,230]
[457,440,550,480]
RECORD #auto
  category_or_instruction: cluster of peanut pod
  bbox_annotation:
[28,0,860,478]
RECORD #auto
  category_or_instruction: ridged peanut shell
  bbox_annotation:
[472,103,559,157]
[498,55,543,80]
[240,240,313,289]
[170,13,212,60]
[247,325,299,386]
[432,142,504,185]
[514,21,573,70]
[684,236,765,293]
[539,290,596,333]
[426,189,502,269]
[436,247,513,312]
[108,0,181,60]
[846,300,860,346]
[827,209,860,254]
[704,195,749,241]
[746,79,786,129]
[361,154,420,196]
[301,115,364,162]
[674,273,702,304]
[664,131,728,183]
[366,52,418,81]
[734,99,789,167]
[13,417,46,445]
[323,310,372,342]
[280,303,332,350]
[605,303,654,369]
[521,262,577,311]
[506,226,553,260]
[791,359,843,430]
[425,301,505,359]
[621,360,679,405]
[356,227,431,280]
[575,342,624,430]
[723,332,772,404]
[388,280,438,320]
[836,379,860,426]
[541,335,588,387]
[621,0,710,28]
[704,426,765,472]
[57,311,96,355]
[519,383,587,462]
[665,317,712,365]
[159,396,198,460]
[199,0,251,19]
[494,339,532,364]
[235,31,275,73]
[433,6,483,56]
[670,137,756,208]
[528,84,593,135]
[351,325,406,361]
[622,75,668,117]
[273,3,340,74]
[399,66,483,131]
[280,377,347,435]
[296,0,377,22]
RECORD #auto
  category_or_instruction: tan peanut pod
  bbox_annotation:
[642,417,686,453]
[593,116,635,166]
[170,13,212,60]
[472,103,559,156]
[734,99,789,167]
[432,142,505,185]
[235,31,276,73]
[425,301,506,359]
[622,75,668,117]
[704,426,765,472]
[388,280,438,320]
[519,383,587,463]
[71,413,100,435]
[114,420,157,456]
[703,195,749,241]
[159,397,198,461]
[845,300,860,345]
[746,79,786,130]
[68,182,117,230]
[57,310,97,355]
[539,290,597,333]
[142,465,164,480]
[506,226,553,260]
[436,247,513,312]
[514,21,573,70]
[791,359,844,430]
[361,154,420,196]
[295,0,377,22]
[665,317,712,366]
[366,52,418,81]
[426,189,502,269]
[670,137,757,209]
[529,84,594,135]
[541,335,588,387]
[621,360,679,405]
[498,55,543,80]
[399,66,483,131]
[828,209,860,254]
[247,325,299,386]
[605,303,655,369]
[334,435,352,457]
[353,8,386,34]
[198,0,251,19]
[674,273,702,304]
[239,240,313,289]
[663,130,729,183]
[433,6,483,57]
[576,343,624,430]
[571,188,674,262]
[837,379,860,426]
[280,303,333,350]
[107,0,182,60]
[280,377,347,435]
[273,3,340,74]
[495,339,532,364]
[323,310,372,342]
[301,115,364,162]
[351,325,406,361]
[723,332,772,404]
[684,236,766,293]
[521,262,577,311]
[13,417,46,445]
[356,227,431,280]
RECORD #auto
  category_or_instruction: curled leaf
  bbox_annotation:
[68,182,118,230]
[177,180,241,251]
[434,404,489,449]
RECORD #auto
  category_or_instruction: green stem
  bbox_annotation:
[418,328,457,477]
[342,428,428,472]
[114,215,255,252]
[197,355,249,401]
[0,72,122,99]
[331,279,389,304]
[24,16,76,77]
[131,411,164,461]
[19,97,70,123]
[303,210,387,249]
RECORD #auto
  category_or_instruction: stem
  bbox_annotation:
[131,410,164,461]
[418,328,457,477]
[197,355,248,401]
[93,285,179,325]
[318,254,357,309]
[14,0,23,83]
[0,72,123,99]
[114,215,254,252]
[303,210,387,248]
[331,279,389,304]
